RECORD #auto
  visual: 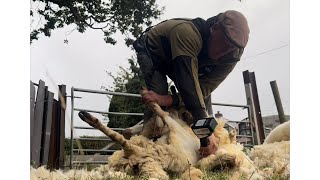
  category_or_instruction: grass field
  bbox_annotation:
[66,164,289,180]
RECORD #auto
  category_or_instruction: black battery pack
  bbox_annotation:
[192,117,218,139]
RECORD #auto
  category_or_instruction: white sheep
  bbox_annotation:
[264,121,290,144]
[77,100,261,179]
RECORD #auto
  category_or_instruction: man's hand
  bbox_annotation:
[199,134,219,157]
[141,90,173,106]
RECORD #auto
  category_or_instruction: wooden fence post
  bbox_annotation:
[30,80,67,169]
[41,91,54,165]
[270,81,287,124]
[30,81,36,161]
[243,71,265,144]
[48,99,59,169]
[58,85,66,168]
[31,80,45,167]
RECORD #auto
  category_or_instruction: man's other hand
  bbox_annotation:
[199,134,219,157]
[141,90,172,106]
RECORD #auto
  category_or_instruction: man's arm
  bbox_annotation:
[168,23,209,121]
[172,55,208,120]
[199,48,243,97]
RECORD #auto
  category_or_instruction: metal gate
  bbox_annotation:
[69,86,257,167]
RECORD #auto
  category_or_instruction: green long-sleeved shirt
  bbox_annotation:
[146,19,243,119]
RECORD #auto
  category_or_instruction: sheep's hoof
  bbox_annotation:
[78,111,99,128]
[123,129,134,140]
[211,154,236,171]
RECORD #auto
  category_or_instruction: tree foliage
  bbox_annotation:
[30,0,164,46]
[104,58,145,128]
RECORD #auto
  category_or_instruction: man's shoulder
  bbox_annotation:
[150,19,202,43]
[168,21,202,40]
[157,19,196,30]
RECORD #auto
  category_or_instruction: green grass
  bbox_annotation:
[62,164,289,180]
[105,170,289,180]
[202,170,233,180]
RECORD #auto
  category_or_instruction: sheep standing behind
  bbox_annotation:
[264,121,290,144]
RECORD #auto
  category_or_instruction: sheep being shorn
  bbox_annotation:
[78,98,263,179]
[78,101,203,180]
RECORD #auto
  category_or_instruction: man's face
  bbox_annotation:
[207,23,237,60]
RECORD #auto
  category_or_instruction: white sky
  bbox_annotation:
[30,0,290,137]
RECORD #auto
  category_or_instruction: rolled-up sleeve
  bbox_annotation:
[169,23,208,120]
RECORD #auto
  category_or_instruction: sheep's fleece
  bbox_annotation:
[31,101,290,179]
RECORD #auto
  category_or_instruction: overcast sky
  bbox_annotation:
[30,0,289,137]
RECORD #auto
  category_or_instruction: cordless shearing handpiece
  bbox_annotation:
[191,117,218,147]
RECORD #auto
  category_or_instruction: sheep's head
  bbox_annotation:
[140,115,169,139]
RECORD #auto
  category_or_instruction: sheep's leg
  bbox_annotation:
[148,102,169,119]
[197,153,236,171]
[78,111,141,154]
[211,154,236,171]
[181,167,203,180]
[139,160,169,180]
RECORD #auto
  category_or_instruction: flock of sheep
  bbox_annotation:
[31,92,290,180]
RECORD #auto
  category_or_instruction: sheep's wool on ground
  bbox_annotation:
[250,141,290,177]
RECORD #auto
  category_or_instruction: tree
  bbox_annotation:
[30,0,164,46]
[104,57,145,128]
